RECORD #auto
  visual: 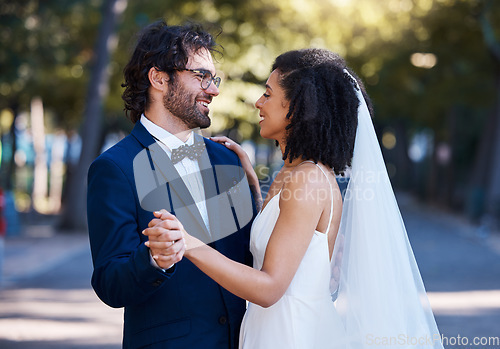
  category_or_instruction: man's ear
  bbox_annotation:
[148,67,169,92]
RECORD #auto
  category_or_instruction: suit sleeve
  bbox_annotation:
[236,156,256,267]
[87,156,174,308]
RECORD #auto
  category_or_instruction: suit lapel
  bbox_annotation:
[132,123,210,241]
[130,121,155,148]
[146,142,194,207]
[199,136,222,238]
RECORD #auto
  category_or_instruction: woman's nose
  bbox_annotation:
[255,96,263,109]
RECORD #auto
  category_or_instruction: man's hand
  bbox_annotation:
[143,210,186,269]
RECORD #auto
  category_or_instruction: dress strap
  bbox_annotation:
[314,164,334,235]
[296,160,315,166]
[297,160,333,235]
[295,161,334,235]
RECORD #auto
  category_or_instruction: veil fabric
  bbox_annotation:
[330,70,444,348]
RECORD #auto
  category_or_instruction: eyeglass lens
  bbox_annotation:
[202,72,221,89]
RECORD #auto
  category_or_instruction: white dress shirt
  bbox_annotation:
[141,114,210,270]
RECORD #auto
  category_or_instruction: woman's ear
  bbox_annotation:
[148,67,169,92]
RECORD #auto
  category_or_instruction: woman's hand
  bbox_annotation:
[210,136,256,181]
[210,136,263,211]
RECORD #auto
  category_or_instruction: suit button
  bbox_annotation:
[152,279,163,287]
[218,316,227,325]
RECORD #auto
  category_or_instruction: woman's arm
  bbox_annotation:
[210,136,263,212]
[145,166,329,307]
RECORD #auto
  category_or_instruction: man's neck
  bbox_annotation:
[144,108,191,143]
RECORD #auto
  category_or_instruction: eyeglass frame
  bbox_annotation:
[177,68,221,90]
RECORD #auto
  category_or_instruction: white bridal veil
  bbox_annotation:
[330,70,444,348]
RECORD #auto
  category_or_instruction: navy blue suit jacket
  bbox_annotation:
[87,122,255,349]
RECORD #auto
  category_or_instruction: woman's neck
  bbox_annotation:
[283,157,312,168]
[279,141,312,168]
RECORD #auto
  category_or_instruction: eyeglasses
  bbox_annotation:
[179,69,221,90]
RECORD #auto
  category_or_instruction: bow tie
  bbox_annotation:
[171,142,205,164]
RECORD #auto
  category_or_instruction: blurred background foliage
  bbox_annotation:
[0,0,499,231]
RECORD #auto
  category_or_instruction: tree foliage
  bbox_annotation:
[1,0,500,223]
[0,0,102,130]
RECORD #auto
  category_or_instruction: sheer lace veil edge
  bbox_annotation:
[330,69,444,348]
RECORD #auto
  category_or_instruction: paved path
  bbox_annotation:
[0,226,122,349]
[0,194,499,348]
[400,194,500,348]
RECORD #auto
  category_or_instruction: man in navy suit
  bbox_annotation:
[87,20,255,349]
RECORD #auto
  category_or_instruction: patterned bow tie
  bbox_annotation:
[171,142,205,164]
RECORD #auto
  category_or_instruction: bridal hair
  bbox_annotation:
[122,20,219,123]
[272,49,372,175]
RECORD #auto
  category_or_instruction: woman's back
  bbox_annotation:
[239,162,346,349]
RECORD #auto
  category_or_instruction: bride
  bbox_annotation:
[145,49,444,348]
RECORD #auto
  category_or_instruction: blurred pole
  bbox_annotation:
[49,132,66,213]
[58,0,128,230]
[30,97,48,213]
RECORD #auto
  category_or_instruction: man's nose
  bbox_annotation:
[205,82,219,97]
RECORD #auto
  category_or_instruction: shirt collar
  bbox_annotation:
[140,114,194,150]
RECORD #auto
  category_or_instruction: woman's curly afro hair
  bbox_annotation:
[272,48,372,175]
[121,20,219,123]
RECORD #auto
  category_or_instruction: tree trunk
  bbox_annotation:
[478,1,500,228]
[444,106,457,208]
[485,71,500,227]
[425,132,439,203]
[394,120,412,190]
[57,0,128,230]
[1,102,19,191]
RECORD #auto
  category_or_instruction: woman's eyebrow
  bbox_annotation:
[265,84,273,91]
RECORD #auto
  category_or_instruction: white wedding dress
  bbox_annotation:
[239,163,346,349]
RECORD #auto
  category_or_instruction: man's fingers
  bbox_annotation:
[148,218,179,229]
[156,218,183,231]
[154,209,174,220]
[143,226,183,241]
[148,215,182,230]
[148,218,162,228]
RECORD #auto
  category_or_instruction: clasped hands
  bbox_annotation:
[143,209,203,269]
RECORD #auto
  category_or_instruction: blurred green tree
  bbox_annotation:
[59,0,128,229]
[366,0,497,211]
[2,0,499,229]
[0,0,102,206]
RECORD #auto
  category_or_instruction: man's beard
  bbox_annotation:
[163,79,211,129]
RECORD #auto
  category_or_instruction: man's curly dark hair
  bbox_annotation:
[271,49,372,175]
[121,20,218,123]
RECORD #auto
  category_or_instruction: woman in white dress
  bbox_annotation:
[146,49,444,349]
[199,49,354,348]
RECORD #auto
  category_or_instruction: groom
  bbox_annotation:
[87,20,255,349]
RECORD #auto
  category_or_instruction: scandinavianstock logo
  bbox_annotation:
[133,136,253,244]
